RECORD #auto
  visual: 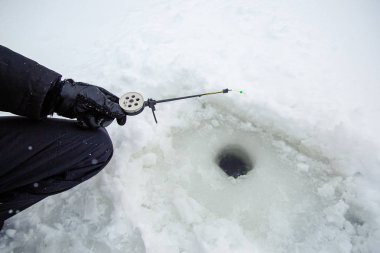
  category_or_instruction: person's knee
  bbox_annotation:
[89,128,114,168]
[30,128,114,194]
[68,127,114,182]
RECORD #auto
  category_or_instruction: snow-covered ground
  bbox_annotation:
[1,0,380,252]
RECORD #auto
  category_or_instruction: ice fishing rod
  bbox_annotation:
[119,88,239,123]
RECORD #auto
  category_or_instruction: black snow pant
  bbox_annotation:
[0,117,113,222]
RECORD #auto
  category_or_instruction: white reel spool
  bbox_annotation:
[119,92,145,115]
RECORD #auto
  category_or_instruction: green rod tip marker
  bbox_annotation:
[240,90,244,94]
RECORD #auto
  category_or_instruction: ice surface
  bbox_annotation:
[1,0,380,252]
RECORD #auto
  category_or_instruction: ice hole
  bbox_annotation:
[216,145,254,178]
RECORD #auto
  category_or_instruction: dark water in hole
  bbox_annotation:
[216,146,254,178]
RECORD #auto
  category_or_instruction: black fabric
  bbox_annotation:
[0,117,113,222]
[41,79,64,116]
[0,45,62,119]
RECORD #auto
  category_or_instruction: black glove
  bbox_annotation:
[52,79,126,128]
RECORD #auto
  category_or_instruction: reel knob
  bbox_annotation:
[119,92,145,115]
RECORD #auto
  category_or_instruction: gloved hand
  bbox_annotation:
[53,79,126,128]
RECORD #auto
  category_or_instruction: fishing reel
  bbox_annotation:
[119,92,158,123]
[119,88,233,123]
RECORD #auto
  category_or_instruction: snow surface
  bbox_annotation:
[1,0,380,252]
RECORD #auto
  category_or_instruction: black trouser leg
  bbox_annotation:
[0,117,113,222]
